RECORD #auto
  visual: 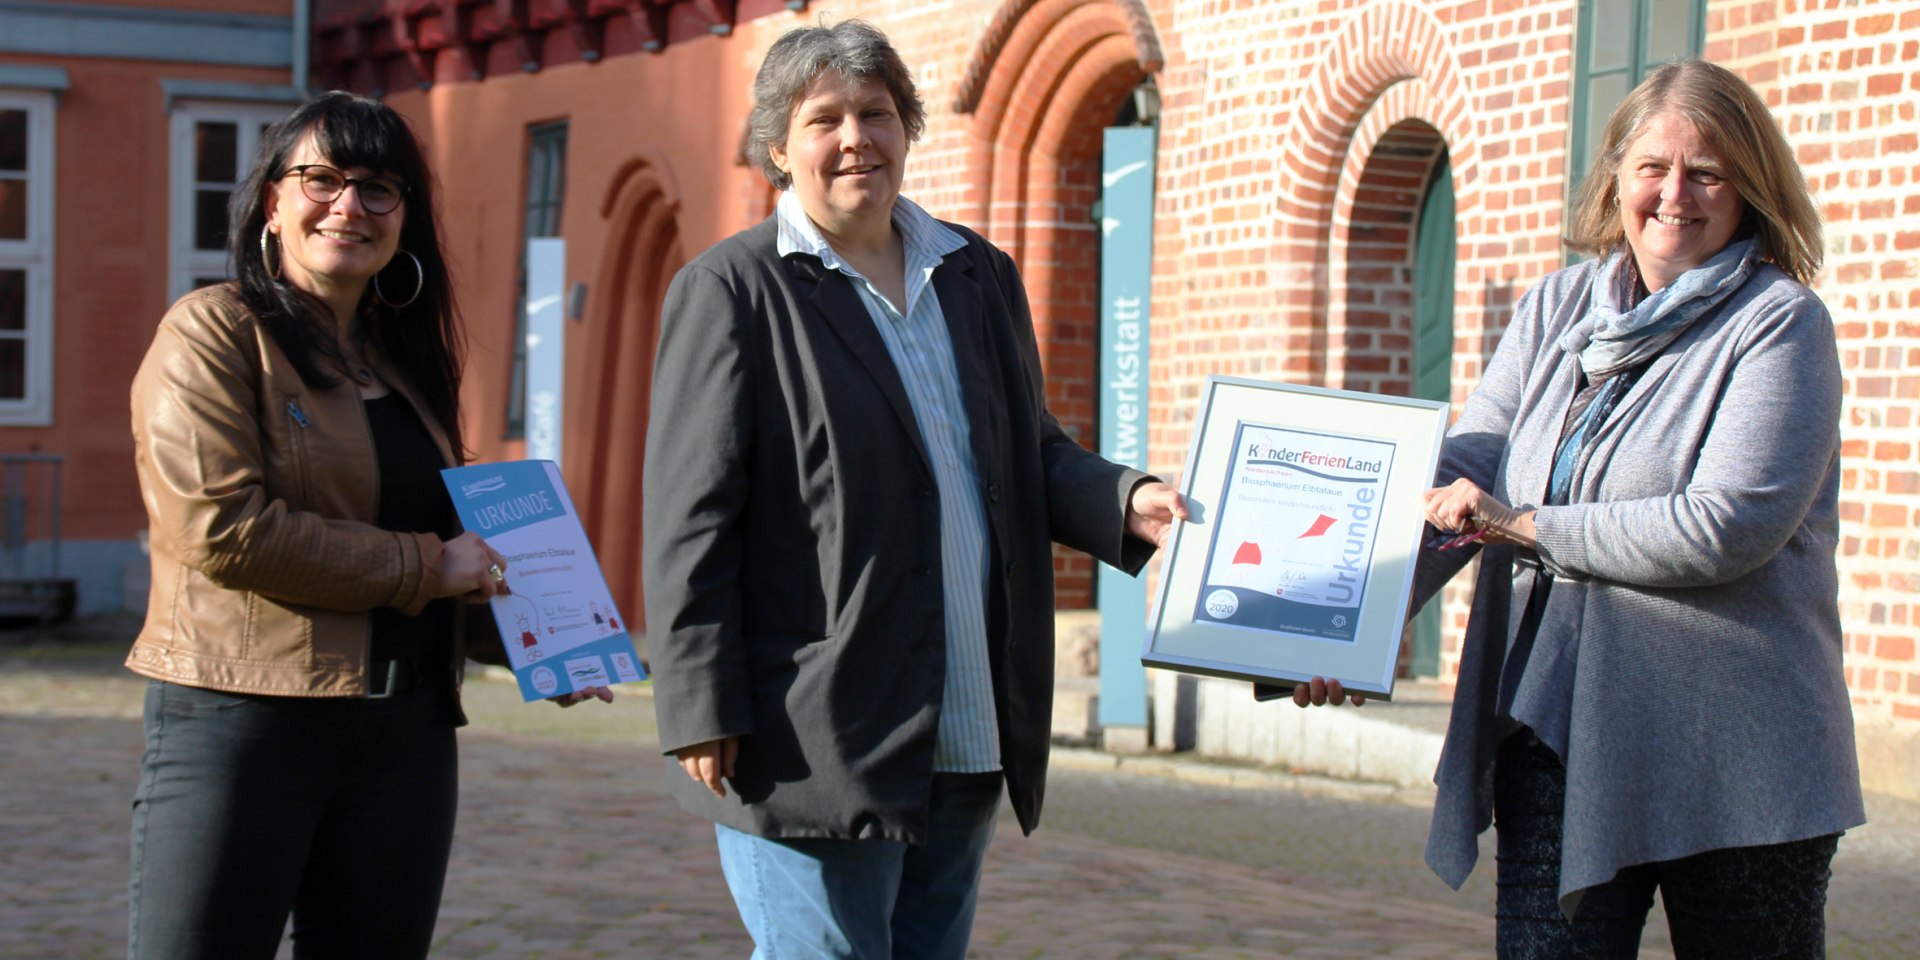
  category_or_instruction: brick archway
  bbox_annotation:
[570,157,685,646]
[1328,83,1453,398]
[957,0,1163,608]
[1269,1,1478,383]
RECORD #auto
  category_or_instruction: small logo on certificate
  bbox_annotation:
[609,651,643,684]
[531,666,559,695]
[1204,589,1239,619]
[565,656,612,689]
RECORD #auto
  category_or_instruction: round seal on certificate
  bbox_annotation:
[531,666,559,695]
[1204,589,1239,620]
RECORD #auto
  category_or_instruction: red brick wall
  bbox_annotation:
[1706,0,1920,738]
[302,0,1919,749]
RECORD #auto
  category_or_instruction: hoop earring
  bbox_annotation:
[374,250,424,309]
[260,226,282,281]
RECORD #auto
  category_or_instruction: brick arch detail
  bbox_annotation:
[572,157,686,644]
[959,0,1155,608]
[1270,0,1478,381]
[953,0,1162,115]
[963,1,1152,247]
[1326,80,1453,397]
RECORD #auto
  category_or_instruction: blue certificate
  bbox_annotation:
[442,460,647,701]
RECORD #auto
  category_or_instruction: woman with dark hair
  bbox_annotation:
[644,18,1183,959]
[125,91,600,959]
[1307,60,1861,957]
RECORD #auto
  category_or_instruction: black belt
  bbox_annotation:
[366,658,424,699]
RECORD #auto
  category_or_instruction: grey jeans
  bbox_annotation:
[127,679,457,960]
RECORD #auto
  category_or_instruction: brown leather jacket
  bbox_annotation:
[128,284,486,698]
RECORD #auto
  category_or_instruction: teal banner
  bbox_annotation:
[1098,127,1155,728]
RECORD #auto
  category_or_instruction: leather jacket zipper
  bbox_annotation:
[285,399,314,504]
[353,389,380,695]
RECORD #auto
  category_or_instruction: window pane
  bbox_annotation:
[527,127,568,238]
[0,179,23,240]
[196,122,238,183]
[1588,0,1632,73]
[510,124,567,437]
[1644,0,1693,65]
[527,147,550,208]
[0,269,22,331]
[0,110,23,171]
[0,338,23,400]
[528,201,554,239]
[195,189,230,251]
[1584,72,1631,167]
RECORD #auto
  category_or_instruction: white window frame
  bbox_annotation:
[0,88,55,426]
[168,100,292,303]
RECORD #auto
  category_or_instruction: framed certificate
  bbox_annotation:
[1142,376,1449,700]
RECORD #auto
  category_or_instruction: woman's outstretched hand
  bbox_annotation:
[1422,479,1538,550]
[550,686,614,708]
[1292,676,1366,708]
[1127,481,1191,549]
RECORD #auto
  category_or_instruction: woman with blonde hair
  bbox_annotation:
[1310,59,1861,957]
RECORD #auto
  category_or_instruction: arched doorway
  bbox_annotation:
[1334,120,1450,398]
[958,0,1162,608]
[1269,9,1479,681]
[1332,117,1453,679]
[570,161,684,650]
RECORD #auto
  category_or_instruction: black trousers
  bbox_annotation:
[1493,733,1839,960]
[127,680,458,960]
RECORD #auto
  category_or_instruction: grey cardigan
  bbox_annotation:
[1414,257,1865,911]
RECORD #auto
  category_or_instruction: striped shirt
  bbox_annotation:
[775,190,1000,773]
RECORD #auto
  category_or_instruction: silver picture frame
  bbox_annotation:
[1142,376,1450,701]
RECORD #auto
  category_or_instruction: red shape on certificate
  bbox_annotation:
[1299,514,1337,538]
[1232,541,1263,565]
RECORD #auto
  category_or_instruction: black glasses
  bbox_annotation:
[280,163,407,215]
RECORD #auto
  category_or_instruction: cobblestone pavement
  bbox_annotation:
[4,624,1916,959]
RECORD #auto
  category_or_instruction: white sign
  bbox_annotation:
[525,238,565,463]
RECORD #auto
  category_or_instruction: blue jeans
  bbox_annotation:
[715,771,1004,960]
[127,680,458,960]
[1494,733,1838,959]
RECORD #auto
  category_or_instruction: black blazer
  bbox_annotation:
[643,216,1151,841]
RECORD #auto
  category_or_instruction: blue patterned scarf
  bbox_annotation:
[1558,237,1761,380]
[1545,237,1761,505]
